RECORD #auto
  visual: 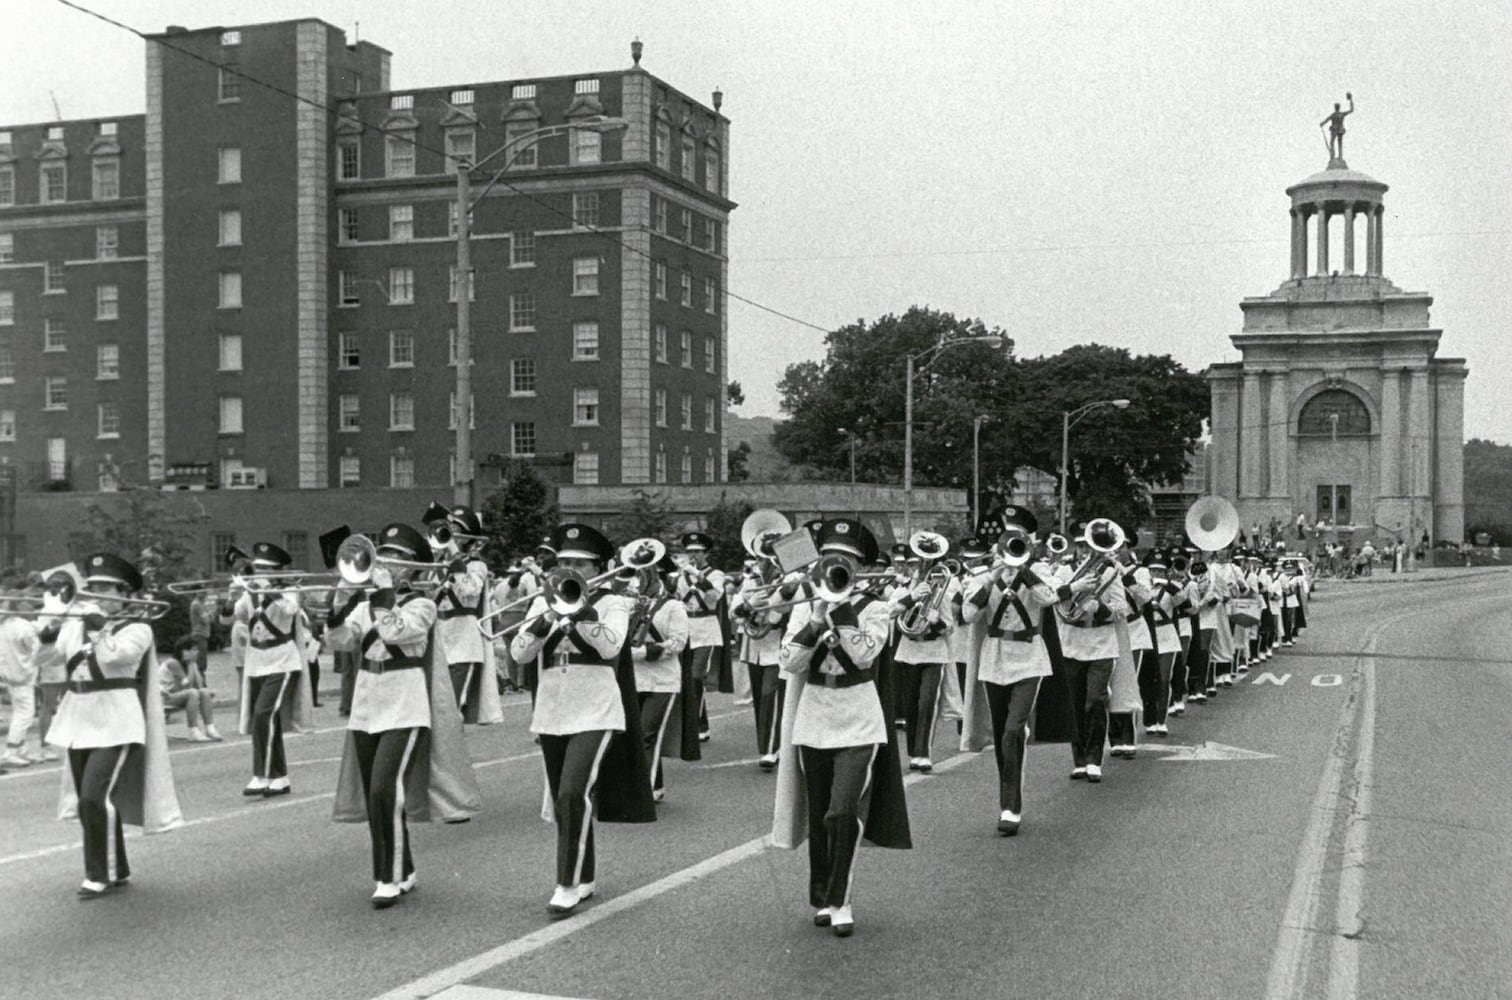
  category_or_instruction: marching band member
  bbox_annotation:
[1136,551,1181,738]
[674,532,727,743]
[629,553,690,799]
[890,533,959,774]
[423,504,503,725]
[1280,563,1303,645]
[1056,535,1130,784]
[32,569,81,764]
[772,519,910,938]
[0,582,42,767]
[326,523,481,908]
[235,543,314,798]
[731,540,802,771]
[1109,536,1155,758]
[510,523,655,917]
[1186,558,1222,704]
[961,519,1068,835]
[44,553,182,897]
[491,552,543,697]
[1258,556,1280,661]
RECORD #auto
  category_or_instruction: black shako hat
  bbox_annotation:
[81,552,144,593]
[816,518,879,565]
[552,523,615,563]
[680,531,713,552]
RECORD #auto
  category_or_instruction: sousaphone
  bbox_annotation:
[740,508,793,560]
[1185,496,1240,553]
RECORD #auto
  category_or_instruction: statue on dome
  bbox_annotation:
[1320,92,1354,164]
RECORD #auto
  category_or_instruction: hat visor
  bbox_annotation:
[555,547,600,562]
[821,542,865,560]
[84,574,129,589]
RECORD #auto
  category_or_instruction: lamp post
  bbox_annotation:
[837,426,860,520]
[1058,398,1131,535]
[972,414,990,529]
[453,116,628,506]
[904,335,1005,535]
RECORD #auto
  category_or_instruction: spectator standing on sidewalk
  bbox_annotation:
[0,584,42,766]
[187,593,215,675]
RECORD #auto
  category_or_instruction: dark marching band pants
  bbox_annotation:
[689,646,718,735]
[895,661,943,759]
[68,744,134,884]
[1187,629,1216,697]
[747,663,785,756]
[1138,650,1177,726]
[1281,607,1296,644]
[352,727,424,884]
[984,678,1040,814]
[637,693,676,791]
[1062,657,1113,768]
[448,660,483,721]
[1108,710,1137,749]
[539,730,614,888]
[799,744,880,909]
[249,672,294,779]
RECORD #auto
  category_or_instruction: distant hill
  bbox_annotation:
[725,413,793,481]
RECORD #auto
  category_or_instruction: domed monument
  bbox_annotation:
[1207,97,1466,548]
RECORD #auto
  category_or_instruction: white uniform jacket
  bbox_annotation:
[676,566,727,649]
[434,558,489,665]
[1057,568,1130,662]
[512,591,631,735]
[631,593,691,694]
[890,575,961,665]
[962,561,1063,686]
[778,594,892,749]
[326,590,437,734]
[236,589,306,678]
[45,611,153,749]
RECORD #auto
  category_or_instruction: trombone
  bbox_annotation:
[0,592,172,622]
[478,538,665,640]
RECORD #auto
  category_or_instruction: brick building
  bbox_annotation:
[0,17,732,504]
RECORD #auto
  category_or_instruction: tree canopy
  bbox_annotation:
[479,460,559,567]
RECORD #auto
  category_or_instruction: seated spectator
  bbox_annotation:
[161,639,222,742]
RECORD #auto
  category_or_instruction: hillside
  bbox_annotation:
[724,413,793,481]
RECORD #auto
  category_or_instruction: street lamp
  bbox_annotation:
[972,414,991,529]
[1058,398,1131,535]
[837,426,860,520]
[453,115,629,506]
[904,335,1005,535]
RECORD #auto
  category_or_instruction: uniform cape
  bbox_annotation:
[667,647,703,762]
[236,614,316,736]
[1032,608,1076,743]
[713,593,735,693]
[538,641,659,825]
[958,606,994,752]
[770,666,912,852]
[57,647,183,834]
[468,581,505,724]
[1108,615,1142,714]
[332,638,483,824]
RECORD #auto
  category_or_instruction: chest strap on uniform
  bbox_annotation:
[988,591,1038,640]
[807,665,874,689]
[437,585,484,620]
[250,611,295,650]
[68,677,138,694]
[359,628,426,671]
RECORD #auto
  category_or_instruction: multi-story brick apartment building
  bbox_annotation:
[0,17,732,500]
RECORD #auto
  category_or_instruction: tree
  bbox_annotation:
[608,489,675,545]
[727,441,752,482]
[704,492,755,571]
[478,460,558,567]
[726,380,746,407]
[1464,438,1512,544]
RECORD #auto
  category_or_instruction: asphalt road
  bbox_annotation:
[3,571,1509,1000]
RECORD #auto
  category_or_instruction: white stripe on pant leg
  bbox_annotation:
[919,667,940,753]
[460,664,475,712]
[841,745,880,907]
[571,732,613,887]
[650,698,675,792]
[390,729,419,883]
[763,675,782,755]
[264,672,292,778]
[103,746,129,883]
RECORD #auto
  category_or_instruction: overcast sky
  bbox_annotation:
[9,0,1510,443]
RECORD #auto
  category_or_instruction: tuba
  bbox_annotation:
[740,509,793,561]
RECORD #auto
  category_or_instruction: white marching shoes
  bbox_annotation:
[371,882,401,909]
[243,777,269,796]
[813,906,833,927]
[829,904,855,937]
[547,881,595,917]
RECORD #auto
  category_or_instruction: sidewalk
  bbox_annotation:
[1316,565,1511,587]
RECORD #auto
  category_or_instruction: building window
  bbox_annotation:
[389,204,414,242]
[704,336,717,373]
[44,377,67,410]
[0,292,12,324]
[448,391,474,430]
[221,30,241,45]
[573,192,600,228]
[510,293,536,331]
[705,147,721,195]
[680,392,693,430]
[0,410,14,442]
[445,128,475,170]
[512,422,536,457]
[41,163,66,203]
[704,449,716,482]
[219,65,241,102]
[654,324,668,363]
[390,94,413,110]
[219,395,243,434]
[510,358,536,396]
[449,88,475,106]
[0,233,12,262]
[389,330,414,367]
[339,394,360,431]
[681,134,696,182]
[0,344,13,382]
[679,273,693,307]
[654,262,667,300]
[573,450,600,485]
[679,330,692,368]
[705,278,717,314]
[448,266,473,302]
[573,387,600,426]
[98,343,120,379]
[654,388,667,427]
[511,84,537,100]
[655,121,671,171]
[339,455,361,487]
[511,230,536,267]
[45,260,66,293]
[654,449,667,484]
[680,208,692,241]
[218,210,242,247]
[572,128,601,166]
[96,226,119,259]
[390,454,415,488]
[47,437,67,480]
[386,133,416,178]
[92,159,119,200]
[654,198,667,233]
[338,270,359,306]
[504,121,539,169]
[338,141,360,180]
[218,334,241,372]
[1298,389,1372,437]
[574,78,600,95]
[218,147,241,184]
[390,392,415,430]
[339,208,359,243]
[97,401,120,438]
[572,258,599,296]
[573,321,599,361]
[704,218,717,252]
[704,396,716,432]
[44,318,66,352]
[219,271,242,309]
[338,331,360,368]
[388,267,414,304]
[96,285,118,320]
[0,166,15,206]
[680,451,693,484]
